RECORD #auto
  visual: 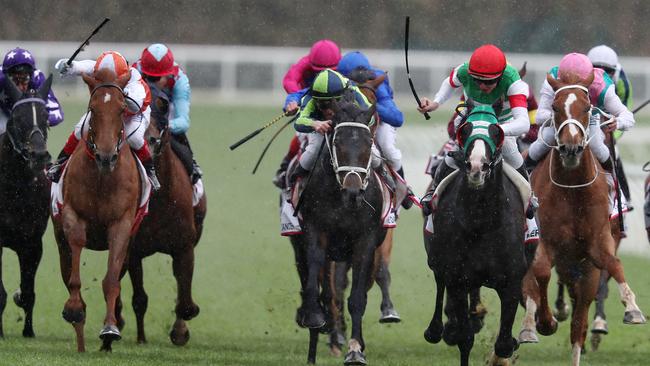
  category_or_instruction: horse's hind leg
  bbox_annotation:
[375,229,400,323]
[554,282,570,322]
[570,267,599,364]
[0,247,6,338]
[469,287,486,334]
[172,246,200,321]
[15,242,43,337]
[129,254,149,344]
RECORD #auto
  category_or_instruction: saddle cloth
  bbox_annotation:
[51,156,152,236]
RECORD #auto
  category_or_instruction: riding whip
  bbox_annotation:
[405,16,430,120]
[607,130,625,232]
[229,111,288,150]
[67,18,111,66]
[252,115,298,174]
[632,98,650,114]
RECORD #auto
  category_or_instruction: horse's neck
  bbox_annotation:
[549,148,598,186]
[73,147,136,191]
[0,135,31,181]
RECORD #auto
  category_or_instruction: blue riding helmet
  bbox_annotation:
[337,51,371,77]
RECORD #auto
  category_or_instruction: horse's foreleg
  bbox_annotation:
[0,247,6,338]
[344,244,375,365]
[299,230,326,329]
[375,229,400,323]
[590,238,646,324]
[445,287,473,366]
[424,270,445,344]
[129,253,148,344]
[172,244,200,322]
[15,242,43,337]
[61,211,87,352]
[519,244,551,343]
[529,243,557,336]
[99,218,133,348]
[492,284,522,365]
[329,261,349,355]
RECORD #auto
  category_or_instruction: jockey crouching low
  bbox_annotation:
[525,53,634,192]
[290,69,380,183]
[48,51,160,190]
[134,43,202,185]
[417,44,538,239]
[337,51,415,208]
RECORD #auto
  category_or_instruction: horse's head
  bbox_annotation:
[547,71,594,169]
[146,84,171,157]
[454,105,504,189]
[329,98,376,206]
[3,74,53,171]
[81,68,130,173]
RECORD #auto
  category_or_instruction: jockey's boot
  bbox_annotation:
[516,164,538,219]
[47,150,71,183]
[378,164,396,192]
[272,156,291,189]
[615,156,633,210]
[600,157,613,172]
[142,159,161,191]
[289,164,310,186]
[421,160,454,216]
[396,167,415,209]
[191,159,203,185]
[46,133,80,183]
[524,155,538,175]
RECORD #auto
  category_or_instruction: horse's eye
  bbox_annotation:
[465,161,472,170]
[584,107,591,113]
[482,162,490,171]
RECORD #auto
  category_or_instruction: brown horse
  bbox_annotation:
[129,86,207,345]
[518,72,645,365]
[52,68,141,352]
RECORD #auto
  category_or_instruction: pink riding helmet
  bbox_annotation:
[558,53,594,81]
[308,39,341,71]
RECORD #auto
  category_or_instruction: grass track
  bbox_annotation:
[0,101,649,365]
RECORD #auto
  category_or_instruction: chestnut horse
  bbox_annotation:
[129,86,207,345]
[518,72,645,365]
[52,68,141,352]
[0,76,52,338]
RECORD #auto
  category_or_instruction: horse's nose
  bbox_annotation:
[559,144,583,157]
[95,152,118,169]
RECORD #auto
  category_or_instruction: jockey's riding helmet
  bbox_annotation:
[468,44,506,80]
[139,44,176,77]
[558,53,593,81]
[94,51,130,78]
[2,47,35,76]
[311,69,349,99]
[309,40,341,71]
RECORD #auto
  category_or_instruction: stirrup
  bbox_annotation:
[526,193,539,219]
[191,162,203,185]
[272,170,287,189]
[47,164,64,183]
[148,171,161,191]
[401,187,415,209]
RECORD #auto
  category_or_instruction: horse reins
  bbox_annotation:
[326,122,373,190]
[7,97,47,160]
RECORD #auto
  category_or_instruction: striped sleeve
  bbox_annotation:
[506,79,529,109]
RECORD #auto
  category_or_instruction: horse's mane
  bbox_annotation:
[558,71,587,87]
[93,68,119,83]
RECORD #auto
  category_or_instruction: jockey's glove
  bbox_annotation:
[54,59,75,77]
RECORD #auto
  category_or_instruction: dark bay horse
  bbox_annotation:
[518,72,645,365]
[52,68,141,352]
[129,85,207,345]
[293,96,386,365]
[0,76,52,338]
[423,105,526,366]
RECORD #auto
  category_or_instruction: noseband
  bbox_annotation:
[7,97,47,160]
[326,122,373,190]
[83,83,127,158]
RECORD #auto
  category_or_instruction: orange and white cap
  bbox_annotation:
[94,51,130,78]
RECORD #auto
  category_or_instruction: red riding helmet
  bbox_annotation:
[139,44,176,77]
[468,44,506,80]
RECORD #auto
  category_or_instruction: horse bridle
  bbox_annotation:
[325,121,373,190]
[83,83,128,157]
[551,85,595,149]
[6,97,47,161]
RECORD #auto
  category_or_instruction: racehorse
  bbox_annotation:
[52,68,142,352]
[129,85,207,345]
[293,95,386,365]
[0,76,52,338]
[423,105,527,366]
[518,72,645,365]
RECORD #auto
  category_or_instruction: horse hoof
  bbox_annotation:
[170,327,190,346]
[379,308,401,323]
[591,332,602,352]
[470,315,485,334]
[344,350,367,365]
[517,329,539,344]
[624,310,647,325]
[62,308,85,324]
[442,323,460,346]
[424,326,442,344]
[536,317,558,336]
[22,327,35,338]
[553,303,570,322]
[299,310,326,329]
[99,324,122,341]
[488,352,511,366]
[178,303,200,321]
[591,316,608,334]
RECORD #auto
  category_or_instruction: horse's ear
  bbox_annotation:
[519,62,527,78]
[37,74,53,101]
[81,73,96,90]
[546,73,562,91]
[581,70,595,88]
[117,72,130,89]
[455,122,472,147]
[488,123,505,149]
[3,75,23,102]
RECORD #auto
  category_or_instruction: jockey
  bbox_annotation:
[525,53,634,175]
[417,44,531,215]
[133,43,202,184]
[0,47,64,134]
[48,51,160,190]
[588,45,634,208]
[291,69,374,181]
[273,40,341,188]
